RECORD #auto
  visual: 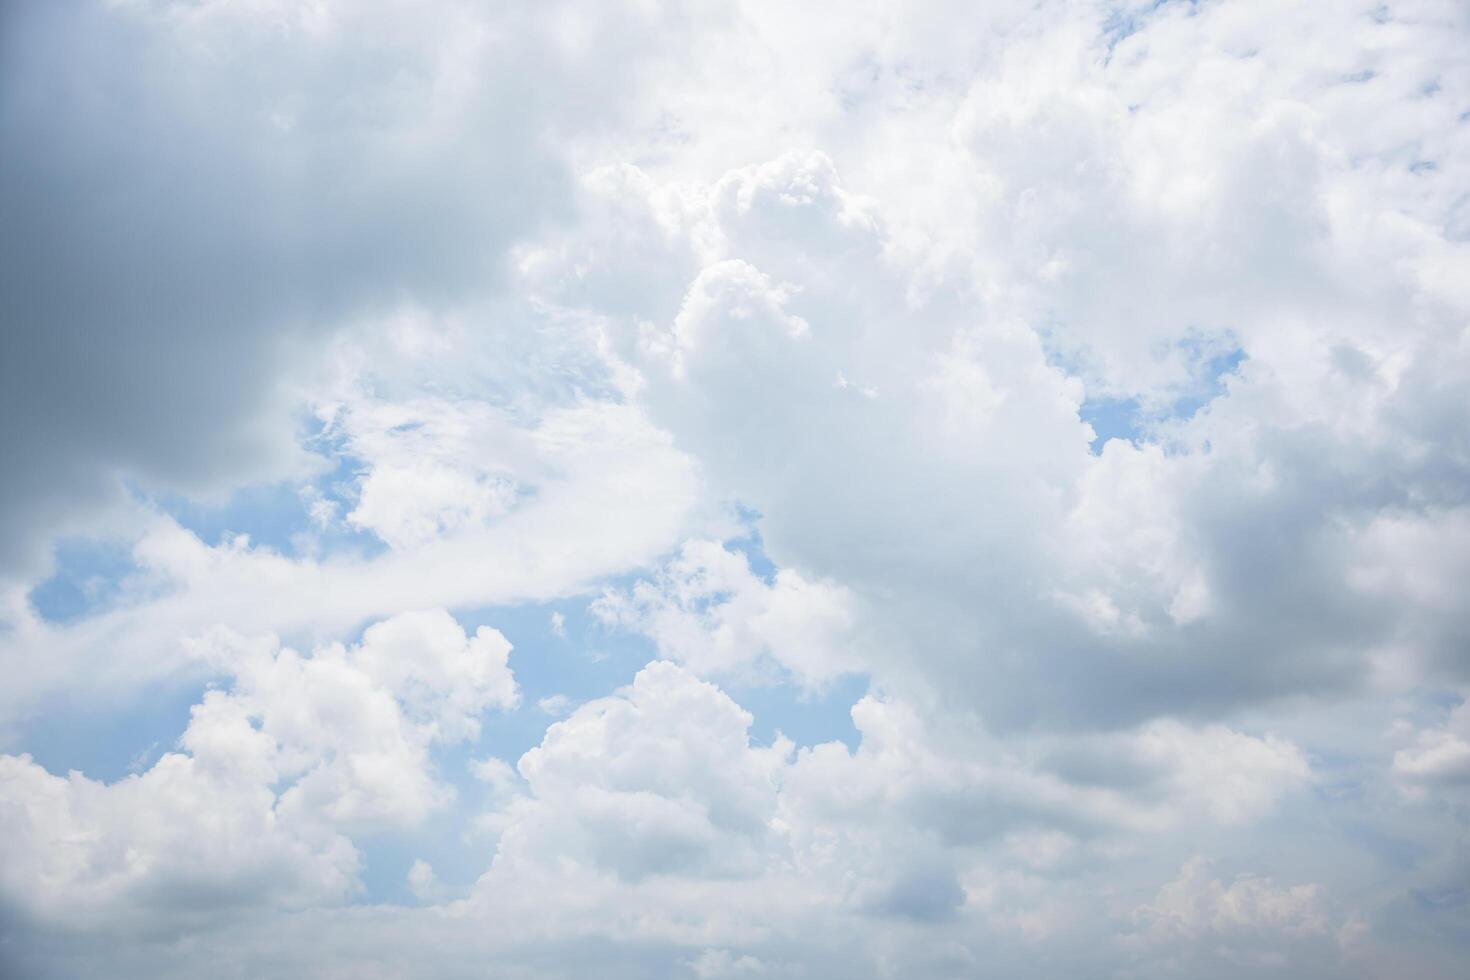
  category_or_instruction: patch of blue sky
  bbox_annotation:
[723,516,778,586]
[456,531,866,766]
[151,480,319,553]
[1102,0,1198,55]
[1079,395,1143,452]
[143,447,383,560]
[459,577,867,767]
[1080,344,1246,453]
[1169,345,1246,419]
[27,537,142,624]
[140,406,379,559]
[28,459,384,627]
[728,673,866,753]
[351,796,501,906]
[14,676,205,782]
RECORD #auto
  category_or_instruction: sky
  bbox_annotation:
[1,0,1468,977]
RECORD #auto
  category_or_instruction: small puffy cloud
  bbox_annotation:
[593,539,861,687]
[686,948,769,978]
[1135,858,1333,941]
[1392,694,1470,789]
[472,756,519,789]
[407,860,441,903]
[1127,858,1351,978]
[538,694,574,717]
[348,609,519,742]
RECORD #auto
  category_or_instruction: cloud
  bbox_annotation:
[528,42,1470,731]
[592,539,861,688]
[0,609,515,934]
[491,661,791,882]
[0,398,700,721]
[0,0,709,585]
[5,0,1470,977]
[0,714,359,937]
[687,948,771,978]
[537,694,574,716]
[407,859,442,903]
[1126,857,1354,978]
[1393,693,1470,788]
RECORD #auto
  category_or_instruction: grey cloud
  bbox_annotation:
[0,0,675,585]
[866,865,967,923]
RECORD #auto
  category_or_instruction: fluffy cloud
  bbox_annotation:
[0,707,359,937]
[1393,693,1470,788]
[0,609,514,936]
[1125,857,1357,978]
[528,18,1470,730]
[592,539,861,687]
[490,661,790,882]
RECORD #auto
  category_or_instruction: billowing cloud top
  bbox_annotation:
[2,1,1468,978]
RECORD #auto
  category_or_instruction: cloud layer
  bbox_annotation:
[2,0,1468,977]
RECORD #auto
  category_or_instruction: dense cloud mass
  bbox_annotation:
[2,0,1468,977]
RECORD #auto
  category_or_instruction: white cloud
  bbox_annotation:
[490,661,791,882]
[1136,858,1333,940]
[593,539,861,687]
[0,715,359,935]
[0,609,516,932]
[537,694,574,717]
[687,948,770,978]
[1127,857,1351,977]
[0,399,701,720]
[1393,694,1470,788]
[407,860,442,903]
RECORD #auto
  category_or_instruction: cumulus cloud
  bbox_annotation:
[592,539,861,688]
[407,859,443,903]
[0,715,359,937]
[491,661,791,882]
[1393,693,1470,788]
[0,609,515,936]
[533,28,1470,731]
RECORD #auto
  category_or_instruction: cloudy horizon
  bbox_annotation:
[2,1,1468,977]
